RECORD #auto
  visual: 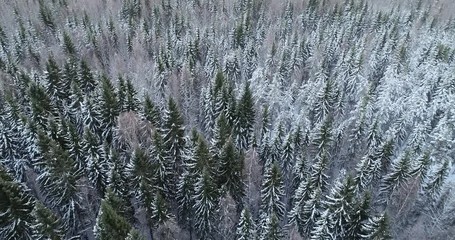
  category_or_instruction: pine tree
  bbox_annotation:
[32,202,65,240]
[162,97,186,176]
[117,76,127,112]
[310,209,334,240]
[150,130,173,198]
[81,97,101,136]
[423,159,450,198]
[193,168,219,239]
[361,213,392,240]
[289,174,313,235]
[151,192,170,227]
[98,75,119,143]
[0,167,35,240]
[45,55,64,102]
[37,139,82,231]
[79,60,96,95]
[236,207,256,240]
[346,192,371,239]
[312,118,333,158]
[176,165,195,233]
[309,153,330,192]
[301,187,323,235]
[94,198,131,240]
[218,138,245,204]
[211,113,232,157]
[83,129,109,195]
[127,147,153,197]
[262,212,283,240]
[142,95,161,127]
[324,175,356,238]
[125,228,145,240]
[313,78,337,123]
[380,152,411,195]
[236,82,255,150]
[260,162,286,231]
[29,82,54,129]
[125,78,140,112]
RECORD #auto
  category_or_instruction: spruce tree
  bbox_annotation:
[151,192,170,227]
[346,192,371,239]
[0,167,35,240]
[94,199,131,240]
[79,60,96,95]
[324,175,356,238]
[150,130,173,199]
[162,97,186,176]
[236,82,255,150]
[125,78,140,112]
[32,202,65,240]
[142,95,161,127]
[98,75,119,143]
[193,168,219,239]
[260,162,286,236]
[262,212,283,240]
[361,213,392,240]
[380,152,411,195]
[236,207,256,240]
[310,209,334,240]
[218,138,245,204]
[37,140,82,231]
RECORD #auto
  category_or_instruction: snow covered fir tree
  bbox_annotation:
[1,0,455,239]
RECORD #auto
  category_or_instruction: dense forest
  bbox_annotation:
[1,0,455,239]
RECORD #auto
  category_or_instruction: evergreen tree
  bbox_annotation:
[236,207,256,240]
[0,167,35,240]
[142,95,161,127]
[312,118,333,158]
[162,97,186,176]
[32,202,65,240]
[94,198,131,240]
[193,168,219,239]
[423,159,450,198]
[289,174,313,235]
[236,82,255,150]
[260,162,286,234]
[218,138,245,204]
[262,212,283,240]
[81,97,101,136]
[98,75,119,143]
[380,152,411,195]
[313,78,337,123]
[45,55,64,102]
[117,76,126,112]
[125,228,145,240]
[151,192,170,227]
[310,209,334,240]
[83,129,109,195]
[150,130,173,198]
[324,175,356,238]
[361,213,392,240]
[346,192,371,239]
[29,82,54,129]
[79,60,96,94]
[37,139,82,231]
[125,78,140,112]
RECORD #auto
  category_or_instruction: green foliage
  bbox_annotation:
[218,138,245,204]
[236,207,256,240]
[0,167,35,240]
[94,199,131,240]
[236,83,255,150]
[32,202,65,240]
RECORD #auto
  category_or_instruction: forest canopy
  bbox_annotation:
[0,0,455,239]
